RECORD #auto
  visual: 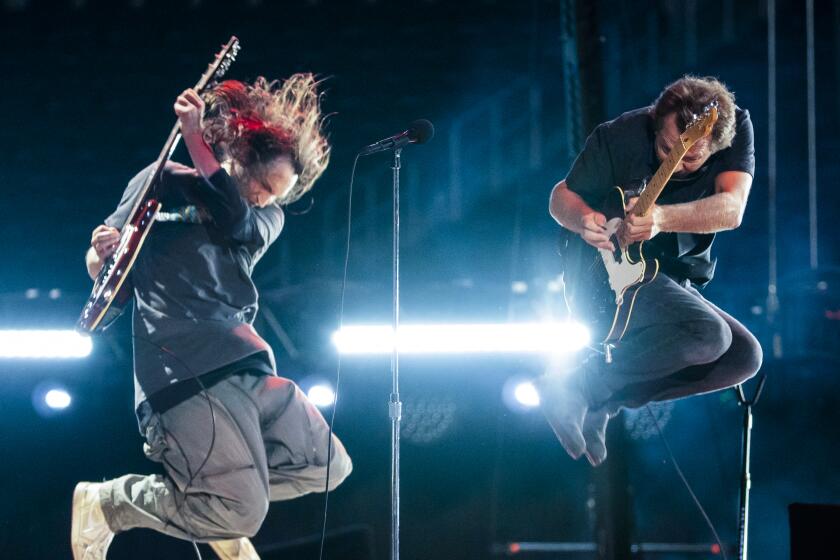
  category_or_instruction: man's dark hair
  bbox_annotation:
[651,75,737,153]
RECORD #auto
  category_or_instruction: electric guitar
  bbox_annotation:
[76,36,240,333]
[561,102,718,346]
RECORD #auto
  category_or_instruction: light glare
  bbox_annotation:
[332,322,590,355]
[513,382,540,407]
[44,389,72,410]
[0,330,93,359]
[307,384,336,407]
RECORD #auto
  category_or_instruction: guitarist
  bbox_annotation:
[72,75,352,560]
[541,76,763,467]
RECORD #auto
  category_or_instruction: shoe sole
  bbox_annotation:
[70,482,85,560]
[209,539,261,560]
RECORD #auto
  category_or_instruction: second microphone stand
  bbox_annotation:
[389,148,403,560]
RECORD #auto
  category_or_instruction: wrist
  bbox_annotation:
[181,124,204,140]
[652,205,667,233]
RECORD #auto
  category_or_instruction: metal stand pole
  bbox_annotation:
[806,0,818,269]
[390,148,403,560]
[735,374,767,560]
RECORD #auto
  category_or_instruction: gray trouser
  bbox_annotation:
[579,273,763,412]
[100,372,353,542]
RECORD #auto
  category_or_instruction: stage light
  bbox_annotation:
[511,281,528,294]
[0,330,92,359]
[307,384,336,408]
[513,381,540,407]
[31,382,74,417]
[44,389,72,410]
[332,322,590,355]
[502,376,544,413]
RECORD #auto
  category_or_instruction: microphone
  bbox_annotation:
[359,119,434,155]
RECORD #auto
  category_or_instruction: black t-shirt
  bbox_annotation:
[565,106,755,285]
[105,161,284,409]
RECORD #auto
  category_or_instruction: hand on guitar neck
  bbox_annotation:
[174,88,222,180]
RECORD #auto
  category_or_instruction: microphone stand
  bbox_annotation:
[735,373,767,560]
[389,147,403,560]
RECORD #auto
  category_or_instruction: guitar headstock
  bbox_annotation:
[212,36,240,81]
[196,36,241,91]
[679,100,718,148]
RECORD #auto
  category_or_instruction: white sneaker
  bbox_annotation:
[537,375,588,460]
[209,537,261,559]
[582,408,610,467]
[71,482,115,560]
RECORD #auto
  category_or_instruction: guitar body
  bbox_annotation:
[77,199,161,332]
[561,186,659,344]
[75,37,240,334]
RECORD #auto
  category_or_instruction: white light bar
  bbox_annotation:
[0,330,93,359]
[332,322,590,355]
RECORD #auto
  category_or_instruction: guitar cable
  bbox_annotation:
[133,334,217,560]
[646,404,728,560]
[317,152,360,560]
[579,342,728,558]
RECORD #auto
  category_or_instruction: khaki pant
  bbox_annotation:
[100,372,352,542]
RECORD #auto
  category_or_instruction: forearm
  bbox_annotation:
[181,128,251,235]
[657,191,744,234]
[85,247,102,280]
[549,182,594,234]
[181,128,221,180]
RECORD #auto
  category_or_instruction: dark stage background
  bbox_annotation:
[1,1,839,559]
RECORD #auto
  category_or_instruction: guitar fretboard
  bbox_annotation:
[632,140,688,217]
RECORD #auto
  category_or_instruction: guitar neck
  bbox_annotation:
[121,46,233,225]
[632,143,688,217]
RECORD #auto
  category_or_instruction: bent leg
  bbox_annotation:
[100,374,271,542]
[578,274,734,408]
[609,289,763,410]
[254,376,352,502]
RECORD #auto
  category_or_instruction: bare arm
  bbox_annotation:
[621,171,753,243]
[655,171,752,233]
[549,180,614,251]
[175,89,221,179]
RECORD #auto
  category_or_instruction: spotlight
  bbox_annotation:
[511,281,529,294]
[513,381,540,407]
[502,377,542,413]
[0,330,93,359]
[307,384,336,408]
[31,382,73,417]
[44,389,72,410]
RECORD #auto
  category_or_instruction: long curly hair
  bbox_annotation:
[202,74,330,204]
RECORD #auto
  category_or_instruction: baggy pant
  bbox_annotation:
[578,273,764,412]
[99,372,352,542]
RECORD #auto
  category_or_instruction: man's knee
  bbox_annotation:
[680,316,732,366]
[733,330,764,384]
[229,497,269,538]
[198,471,269,538]
[327,441,353,491]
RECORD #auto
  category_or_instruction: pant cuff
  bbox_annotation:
[99,478,123,534]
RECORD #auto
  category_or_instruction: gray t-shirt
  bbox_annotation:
[565,106,755,286]
[105,161,284,408]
